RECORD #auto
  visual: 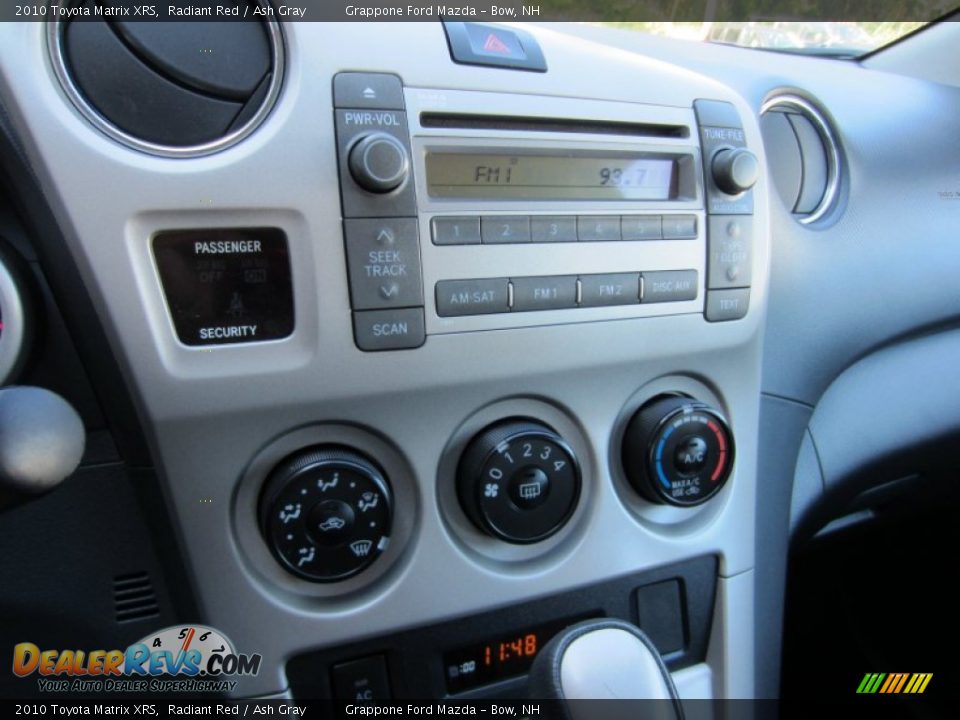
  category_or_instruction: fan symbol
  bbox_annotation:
[484,483,499,498]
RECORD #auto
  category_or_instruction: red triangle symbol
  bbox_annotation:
[483,32,512,54]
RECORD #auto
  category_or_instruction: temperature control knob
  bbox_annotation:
[622,396,734,507]
[458,420,581,544]
[261,447,393,582]
[711,147,759,195]
[348,132,410,193]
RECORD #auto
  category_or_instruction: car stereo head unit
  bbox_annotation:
[331,76,759,350]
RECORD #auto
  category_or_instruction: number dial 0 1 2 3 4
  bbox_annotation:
[457,419,581,544]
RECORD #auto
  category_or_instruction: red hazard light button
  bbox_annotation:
[443,22,548,72]
[466,23,526,58]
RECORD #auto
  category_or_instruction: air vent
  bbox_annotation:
[759,95,840,224]
[48,2,283,157]
[113,571,160,623]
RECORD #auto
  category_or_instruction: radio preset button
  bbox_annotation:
[641,270,699,303]
[579,273,640,307]
[662,215,698,239]
[621,216,663,241]
[436,279,510,317]
[512,276,577,312]
[432,217,481,246]
[707,216,753,289]
[705,288,750,322]
[344,219,423,310]
[481,216,531,244]
[353,308,425,351]
[577,216,621,242]
[531,216,577,243]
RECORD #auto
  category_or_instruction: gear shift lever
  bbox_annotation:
[528,619,684,720]
[0,386,85,502]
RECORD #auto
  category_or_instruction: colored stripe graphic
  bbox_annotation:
[857,672,932,694]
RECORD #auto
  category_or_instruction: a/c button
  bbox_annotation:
[331,655,392,701]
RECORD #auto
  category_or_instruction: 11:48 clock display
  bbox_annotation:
[442,615,594,693]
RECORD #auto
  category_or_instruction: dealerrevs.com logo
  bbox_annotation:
[12,625,262,693]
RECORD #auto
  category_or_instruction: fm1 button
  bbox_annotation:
[509,467,550,510]
[307,500,355,545]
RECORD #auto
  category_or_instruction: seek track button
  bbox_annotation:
[344,218,423,310]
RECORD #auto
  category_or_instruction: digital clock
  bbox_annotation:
[442,615,596,694]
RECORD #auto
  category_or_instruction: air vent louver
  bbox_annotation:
[760,95,840,224]
[113,571,160,623]
[49,1,283,157]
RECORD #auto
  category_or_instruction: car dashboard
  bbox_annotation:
[0,15,958,706]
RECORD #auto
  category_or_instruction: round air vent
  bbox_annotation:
[759,94,840,224]
[48,1,283,157]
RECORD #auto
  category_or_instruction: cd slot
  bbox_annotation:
[420,113,689,139]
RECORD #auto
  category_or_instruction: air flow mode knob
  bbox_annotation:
[622,396,734,507]
[458,419,581,544]
[711,147,759,195]
[348,132,410,193]
[261,447,393,582]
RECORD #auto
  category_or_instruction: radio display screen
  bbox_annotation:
[426,152,677,201]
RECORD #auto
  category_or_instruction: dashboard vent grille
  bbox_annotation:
[113,571,160,624]
[48,2,283,157]
[759,94,841,224]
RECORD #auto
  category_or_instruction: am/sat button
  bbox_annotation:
[436,279,509,317]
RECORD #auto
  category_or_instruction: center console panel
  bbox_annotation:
[0,21,768,699]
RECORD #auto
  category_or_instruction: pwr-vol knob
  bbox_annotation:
[458,420,581,544]
[622,396,734,507]
[261,447,393,582]
[348,132,410,193]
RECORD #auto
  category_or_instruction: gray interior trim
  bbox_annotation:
[807,328,960,509]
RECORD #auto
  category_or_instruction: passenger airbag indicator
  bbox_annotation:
[153,228,293,346]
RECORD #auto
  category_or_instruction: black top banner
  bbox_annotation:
[3,0,958,22]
